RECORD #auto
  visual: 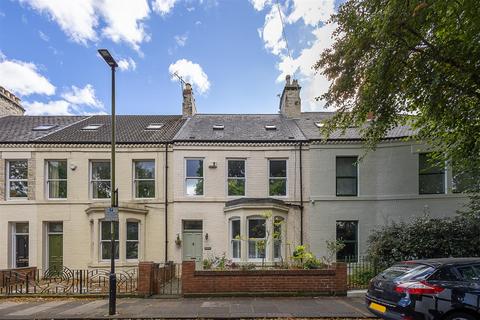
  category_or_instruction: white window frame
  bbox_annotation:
[6,160,28,200]
[11,222,29,268]
[46,160,68,200]
[90,160,111,200]
[133,160,156,199]
[100,220,119,261]
[185,158,204,196]
[230,218,241,261]
[268,159,288,197]
[126,220,140,261]
[226,159,246,197]
[247,217,267,262]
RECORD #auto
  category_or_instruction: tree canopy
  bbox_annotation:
[316,0,480,213]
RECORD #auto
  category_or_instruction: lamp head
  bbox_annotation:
[98,49,118,68]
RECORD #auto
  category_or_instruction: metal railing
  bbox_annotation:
[343,256,383,290]
[0,266,137,295]
[154,262,182,296]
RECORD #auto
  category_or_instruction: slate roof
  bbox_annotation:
[296,112,416,141]
[39,115,185,143]
[0,116,87,142]
[173,114,306,142]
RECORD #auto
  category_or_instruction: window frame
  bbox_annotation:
[133,160,156,199]
[45,160,68,200]
[6,160,29,200]
[418,153,446,195]
[90,160,111,200]
[126,220,139,261]
[227,159,246,197]
[336,220,359,263]
[100,220,119,261]
[185,158,204,196]
[268,159,288,197]
[247,217,267,262]
[335,156,359,197]
[230,218,241,261]
[273,216,284,261]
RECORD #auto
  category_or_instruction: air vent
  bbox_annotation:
[82,124,102,130]
[146,123,163,130]
[265,125,277,130]
[212,124,224,130]
[314,122,324,128]
[32,125,57,131]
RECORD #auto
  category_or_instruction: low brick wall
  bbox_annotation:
[182,261,347,297]
[0,267,37,287]
[138,262,176,296]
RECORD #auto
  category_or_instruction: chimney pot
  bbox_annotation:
[182,82,197,117]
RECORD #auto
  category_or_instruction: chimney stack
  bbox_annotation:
[0,86,25,117]
[182,83,197,117]
[279,75,301,118]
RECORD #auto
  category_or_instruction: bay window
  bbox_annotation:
[248,218,266,260]
[230,218,241,259]
[47,160,67,199]
[273,216,284,260]
[100,221,119,260]
[126,221,139,260]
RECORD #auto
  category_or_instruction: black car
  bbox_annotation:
[366,258,480,320]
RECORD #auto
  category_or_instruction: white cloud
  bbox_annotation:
[38,30,49,42]
[118,57,137,71]
[288,0,335,26]
[99,0,151,51]
[253,0,337,110]
[0,56,55,96]
[174,33,188,47]
[24,100,71,115]
[19,0,98,45]
[61,84,103,109]
[168,59,210,94]
[260,6,286,55]
[152,0,178,15]
[19,0,151,50]
[250,0,271,11]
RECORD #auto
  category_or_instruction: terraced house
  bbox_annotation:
[0,78,468,272]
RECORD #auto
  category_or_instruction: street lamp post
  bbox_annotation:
[98,49,118,316]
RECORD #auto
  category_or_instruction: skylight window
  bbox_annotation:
[82,124,102,131]
[32,125,56,131]
[146,123,163,130]
[314,122,325,128]
[212,124,224,130]
[265,125,277,130]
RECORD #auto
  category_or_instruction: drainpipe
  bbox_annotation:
[164,143,169,262]
[299,141,304,245]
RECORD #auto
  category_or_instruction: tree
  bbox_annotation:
[316,0,480,214]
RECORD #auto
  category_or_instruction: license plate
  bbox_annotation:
[369,302,386,313]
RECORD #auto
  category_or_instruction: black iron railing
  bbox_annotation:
[343,256,383,290]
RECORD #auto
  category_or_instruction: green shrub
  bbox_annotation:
[367,214,480,268]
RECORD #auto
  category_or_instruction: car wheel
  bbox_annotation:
[444,312,478,320]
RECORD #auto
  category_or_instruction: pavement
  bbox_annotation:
[0,296,374,319]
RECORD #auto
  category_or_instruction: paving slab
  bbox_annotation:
[0,296,375,319]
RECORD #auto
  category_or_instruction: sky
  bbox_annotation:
[0,0,341,116]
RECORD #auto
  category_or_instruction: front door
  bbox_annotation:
[47,222,63,272]
[182,220,203,269]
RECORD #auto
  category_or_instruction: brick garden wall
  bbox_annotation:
[181,261,347,297]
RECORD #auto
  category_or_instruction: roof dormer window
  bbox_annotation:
[82,124,102,131]
[32,125,57,131]
[314,122,325,128]
[212,124,224,130]
[265,125,277,130]
[145,123,163,130]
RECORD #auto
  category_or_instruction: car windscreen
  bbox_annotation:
[378,263,435,281]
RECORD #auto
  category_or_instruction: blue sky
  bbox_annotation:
[0,0,339,115]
